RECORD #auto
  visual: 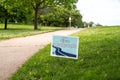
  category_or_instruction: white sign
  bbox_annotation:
[51,35,79,59]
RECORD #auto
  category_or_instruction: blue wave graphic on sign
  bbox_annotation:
[52,45,76,58]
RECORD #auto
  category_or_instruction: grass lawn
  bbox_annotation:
[10,26,120,80]
[0,24,65,41]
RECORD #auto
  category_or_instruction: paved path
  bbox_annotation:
[0,28,84,80]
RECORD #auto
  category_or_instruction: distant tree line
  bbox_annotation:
[83,21,103,27]
[0,0,83,30]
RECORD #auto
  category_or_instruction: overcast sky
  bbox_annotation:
[76,0,120,26]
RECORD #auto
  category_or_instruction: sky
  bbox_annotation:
[76,0,120,26]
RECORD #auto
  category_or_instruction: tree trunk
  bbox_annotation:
[4,17,8,30]
[34,8,38,30]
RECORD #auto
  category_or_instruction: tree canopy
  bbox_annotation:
[0,0,83,30]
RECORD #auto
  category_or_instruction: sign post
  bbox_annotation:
[51,35,79,59]
[69,16,71,27]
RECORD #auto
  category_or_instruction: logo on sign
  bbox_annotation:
[51,35,79,59]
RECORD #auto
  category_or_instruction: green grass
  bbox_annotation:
[0,24,65,41]
[10,26,120,80]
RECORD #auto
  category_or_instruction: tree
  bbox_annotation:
[71,10,83,27]
[20,0,78,30]
[0,4,5,23]
[18,0,55,30]
[0,0,20,29]
[31,0,52,30]
[38,5,83,27]
[42,6,70,27]
[89,21,94,27]
[0,0,79,30]
[96,23,103,26]
[0,0,11,29]
[0,0,34,29]
[37,0,82,27]
[83,22,88,28]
